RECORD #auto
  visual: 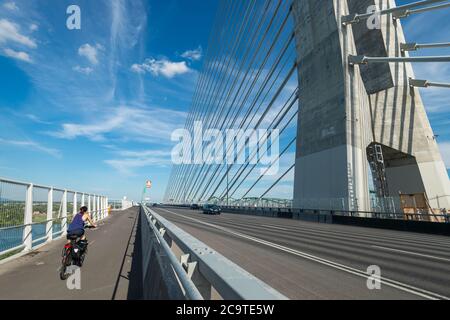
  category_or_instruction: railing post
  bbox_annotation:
[97,196,100,220]
[99,196,103,220]
[73,192,77,216]
[62,190,67,235]
[46,187,53,243]
[81,193,85,207]
[93,195,97,221]
[88,194,91,217]
[103,197,106,219]
[23,183,33,251]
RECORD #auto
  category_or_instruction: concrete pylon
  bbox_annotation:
[292,0,450,212]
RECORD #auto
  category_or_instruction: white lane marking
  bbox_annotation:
[372,246,450,263]
[158,208,449,300]
[259,224,289,231]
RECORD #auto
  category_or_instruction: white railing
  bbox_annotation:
[0,177,109,258]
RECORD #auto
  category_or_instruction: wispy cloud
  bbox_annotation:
[131,58,191,78]
[29,24,39,32]
[0,138,61,158]
[0,19,37,48]
[3,2,18,11]
[73,65,94,75]
[181,46,203,61]
[49,105,187,144]
[2,48,32,62]
[104,149,172,175]
[78,43,103,65]
[24,113,52,125]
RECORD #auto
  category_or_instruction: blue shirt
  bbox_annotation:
[68,212,85,232]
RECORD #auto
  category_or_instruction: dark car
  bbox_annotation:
[190,204,200,210]
[202,204,221,215]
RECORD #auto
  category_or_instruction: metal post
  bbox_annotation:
[23,184,33,251]
[97,196,100,220]
[401,42,450,52]
[93,195,97,221]
[73,192,77,217]
[46,187,53,243]
[87,194,91,216]
[100,197,104,219]
[62,190,67,235]
[92,195,95,221]
[226,164,229,207]
[409,78,450,88]
[342,0,449,25]
[349,55,450,65]
[81,193,85,207]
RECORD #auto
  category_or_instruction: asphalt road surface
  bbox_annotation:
[152,206,450,300]
[1,205,449,300]
[0,207,140,300]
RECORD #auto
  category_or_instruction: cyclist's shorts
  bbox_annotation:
[67,228,85,238]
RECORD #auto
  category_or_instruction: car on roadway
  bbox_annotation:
[202,204,221,215]
[190,204,200,210]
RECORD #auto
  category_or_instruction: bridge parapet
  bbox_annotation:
[139,205,288,300]
[0,177,109,260]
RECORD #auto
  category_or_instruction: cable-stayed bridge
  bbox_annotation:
[164,0,450,216]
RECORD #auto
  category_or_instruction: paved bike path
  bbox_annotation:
[0,207,140,300]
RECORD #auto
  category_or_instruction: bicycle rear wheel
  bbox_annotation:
[60,249,72,280]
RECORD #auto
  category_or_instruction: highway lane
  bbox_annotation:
[0,208,140,300]
[153,206,450,300]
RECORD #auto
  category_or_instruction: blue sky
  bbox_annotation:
[0,0,448,202]
[0,0,218,201]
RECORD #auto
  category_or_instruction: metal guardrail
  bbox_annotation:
[0,177,109,258]
[140,205,288,300]
[220,206,450,222]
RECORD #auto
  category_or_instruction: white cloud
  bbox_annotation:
[0,138,61,158]
[0,19,37,48]
[24,114,51,125]
[439,142,450,169]
[130,63,145,74]
[181,46,203,61]
[104,149,172,175]
[78,43,102,65]
[49,106,187,143]
[73,65,94,75]
[2,48,32,63]
[29,24,39,32]
[131,58,191,78]
[3,2,18,11]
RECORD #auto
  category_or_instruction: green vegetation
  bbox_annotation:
[0,201,74,228]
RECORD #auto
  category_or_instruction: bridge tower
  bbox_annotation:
[292,0,450,212]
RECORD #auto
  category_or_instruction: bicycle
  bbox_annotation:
[59,225,95,280]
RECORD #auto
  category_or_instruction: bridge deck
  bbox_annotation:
[153,207,450,300]
[0,207,140,300]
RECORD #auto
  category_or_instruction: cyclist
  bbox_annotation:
[67,206,96,252]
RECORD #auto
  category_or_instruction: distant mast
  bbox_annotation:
[142,180,152,204]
